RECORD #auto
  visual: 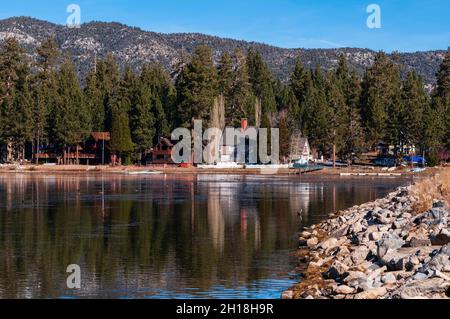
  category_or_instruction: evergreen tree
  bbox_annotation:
[226,49,255,126]
[274,80,298,129]
[32,38,60,161]
[333,56,365,159]
[401,71,429,149]
[109,110,134,163]
[130,74,154,158]
[176,45,218,127]
[289,58,309,128]
[52,56,90,160]
[84,67,104,131]
[361,52,402,146]
[97,54,121,132]
[247,48,276,116]
[302,69,331,156]
[0,38,33,161]
[140,64,172,137]
[343,71,365,159]
[217,52,233,96]
[326,72,349,158]
[434,49,450,150]
[278,114,290,162]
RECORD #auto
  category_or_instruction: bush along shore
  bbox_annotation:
[283,168,450,299]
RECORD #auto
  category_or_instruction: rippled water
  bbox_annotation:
[0,173,409,299]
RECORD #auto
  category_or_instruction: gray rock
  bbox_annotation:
[382,273,397,284]
[350,246,370,264]
[412,272,429,281]
[430,229,450,245]
[401,212,412,219]
[377,233,406,258]
[433,200,447,208]
[369,232,382,242]
[390,278,450,299]
[354,287,387,299]
[439,243,450,255]
[350,222,364,234]
[393,218,409,230]
[429,208,448,220]
[420,252,450,273]
[379,250,409,271]
[376,212,393,225]
[324,261,349,280]
[405,255,421,272]
[334,285,355,295]
[335,246,350,258]
[409,237,432,247]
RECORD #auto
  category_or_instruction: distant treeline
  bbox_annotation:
[0,37,449,164]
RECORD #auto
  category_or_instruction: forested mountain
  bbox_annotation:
[0,16,446,88]
[1,17,449,166]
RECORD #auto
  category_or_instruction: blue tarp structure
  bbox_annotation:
[403,155,427,164]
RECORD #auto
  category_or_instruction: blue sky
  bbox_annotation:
[1,0,449,52]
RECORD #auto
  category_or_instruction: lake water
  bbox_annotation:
[0,173,410,299]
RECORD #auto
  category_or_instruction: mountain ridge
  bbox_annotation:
[0,16,446,88]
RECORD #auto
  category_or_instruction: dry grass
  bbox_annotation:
[410,167,450,214]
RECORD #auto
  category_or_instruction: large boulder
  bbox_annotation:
[350,246,370,264]
[377,233,406,258]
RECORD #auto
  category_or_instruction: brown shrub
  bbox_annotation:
[410,167,450,214]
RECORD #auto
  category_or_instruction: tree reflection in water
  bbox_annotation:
[0,173,409,298]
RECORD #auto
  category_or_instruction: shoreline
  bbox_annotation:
[283,167,450,299]
[0,164,440,177]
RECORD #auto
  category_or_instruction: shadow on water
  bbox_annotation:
[0,173,410,299]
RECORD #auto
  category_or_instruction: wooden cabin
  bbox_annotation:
[34,132,111,165]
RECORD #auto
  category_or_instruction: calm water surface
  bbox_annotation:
[0,173,410,299]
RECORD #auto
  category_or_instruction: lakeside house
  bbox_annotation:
[34,132,111,165]
[289,132,312,163]
[150,137,177,165]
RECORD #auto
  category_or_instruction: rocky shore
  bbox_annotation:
[284,169,450,299]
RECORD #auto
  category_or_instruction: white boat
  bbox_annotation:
[126,170,163,175]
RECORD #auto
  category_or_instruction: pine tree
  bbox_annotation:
[343,71,365,158]
[401,71,429,149]
[247,48,276,116]
[97,54,121,132]
[176,45,218,127]
[108,66,135,163]
[32,38,60,162]
[0,38,33,162]
[326,72,349,158]
[278,114,290,162]
[52,55,91,162]
[84,67,104,131]
[289,58,309,128]
[274,80,298,129]
[217,52,233,96]
[109,110,134,163]
[434,49,450,150]
[333,56,365,159]
[226,49,255,126]
[384,54,404,151]
[140,63,175,133]
[361,52,402,146]
[302,69,331,156]
[130,75,154,158]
